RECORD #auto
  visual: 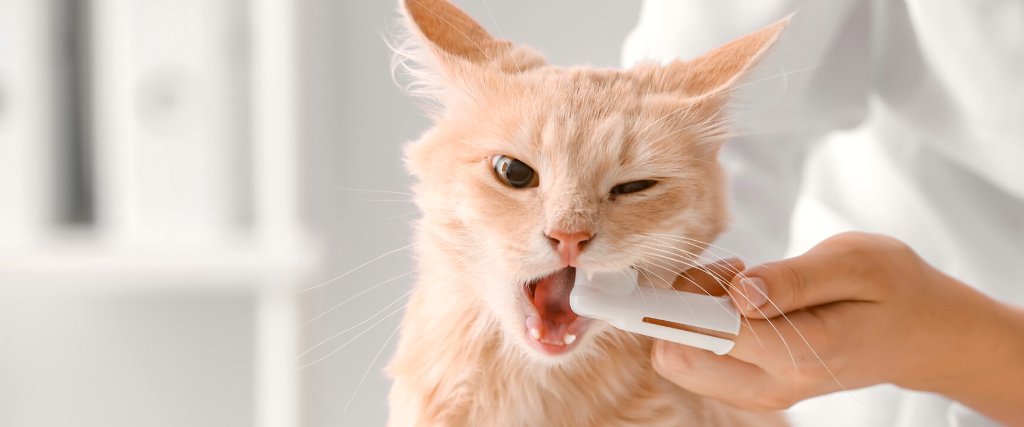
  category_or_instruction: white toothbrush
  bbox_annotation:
[570,269,741,355]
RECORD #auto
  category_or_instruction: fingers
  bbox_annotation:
[651,339,795,412]
[651,233,936,412]
[652,310,848,411]
[732,234,884,319]
[672,258,745,297]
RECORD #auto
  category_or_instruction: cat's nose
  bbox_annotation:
[546,230,592,267]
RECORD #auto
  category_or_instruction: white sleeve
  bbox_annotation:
[622,0,872,263]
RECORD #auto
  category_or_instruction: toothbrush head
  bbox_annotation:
[569,269,741,355]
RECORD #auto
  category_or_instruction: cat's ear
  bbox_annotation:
[394,0,545,101]
[660,16,791,99]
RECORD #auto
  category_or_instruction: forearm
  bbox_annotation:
[904,276,1024,426]
[946,301,1024,426]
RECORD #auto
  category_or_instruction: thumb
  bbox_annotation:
[731,241,875,319]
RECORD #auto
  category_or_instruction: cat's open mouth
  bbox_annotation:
[521,267,594,355]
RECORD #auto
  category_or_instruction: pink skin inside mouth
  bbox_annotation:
[522,267,593,355]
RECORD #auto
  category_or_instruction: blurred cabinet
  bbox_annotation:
[0,1,314,427]
[0,0,58,247]
[90,0,251,242]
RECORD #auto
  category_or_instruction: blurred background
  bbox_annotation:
[12,0,1012,426]
[0,1,640,426]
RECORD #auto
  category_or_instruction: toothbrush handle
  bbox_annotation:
[622,321,736,355]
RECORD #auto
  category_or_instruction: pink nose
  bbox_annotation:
[546,230,592,266]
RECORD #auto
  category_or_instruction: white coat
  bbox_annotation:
[622,1,1023,426]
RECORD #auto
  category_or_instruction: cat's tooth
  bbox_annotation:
[587,270,594,281]
[564,333,576,345]
[530,328,541,340]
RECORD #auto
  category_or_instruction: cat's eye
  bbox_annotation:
[492,155,538,189]
[611,180,657,195]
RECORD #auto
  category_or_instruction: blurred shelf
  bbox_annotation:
[0,230,318,294]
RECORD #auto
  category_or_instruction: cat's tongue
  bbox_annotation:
[526,267,589,353]
[532,267,578,324]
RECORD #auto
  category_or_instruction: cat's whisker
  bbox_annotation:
[631,267,654,309]
[477,0,542,116]
[297,270,415,330]
[327,187,415,196]
[631,246,724,296]
[297,247,487,330]
[383,213,421,228]
[353,198,414,203]
[294,243,417,293]
[343,316,402,411]
[630,260,699,321]
[368,210,424,228]
[296,254,497,368]
[637,237,764,319]
[297,287,416,360]
[637,110,721,145]
[641,233,767,268]
[720,60,829,101]
[633,61,827,145]
[386,211,420,221]
[637,237,738,282]
[745,173,804,209]
[633,108,733,168]
[638,113,727,151]
[344,271,501,411]
[626,19,655,138]
[634,90,723,139]
[299,245,485,346]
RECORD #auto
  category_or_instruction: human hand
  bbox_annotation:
[655,232,1024,426]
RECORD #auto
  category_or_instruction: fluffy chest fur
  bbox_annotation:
[386,237,783,427]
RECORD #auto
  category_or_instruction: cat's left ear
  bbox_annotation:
[656,16,792,99]
[395,0,545,101]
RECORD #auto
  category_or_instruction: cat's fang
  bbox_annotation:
[564,333,576,345]
[530,328,541,340]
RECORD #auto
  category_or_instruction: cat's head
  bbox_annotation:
[395,0,787,361]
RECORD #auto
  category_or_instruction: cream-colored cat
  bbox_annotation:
[386,0,790,425]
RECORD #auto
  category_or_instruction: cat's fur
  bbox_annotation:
[385,0,790,425]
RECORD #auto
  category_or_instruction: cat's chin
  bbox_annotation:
[519,267,594,357]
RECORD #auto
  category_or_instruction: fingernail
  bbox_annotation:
[742,277,768,310]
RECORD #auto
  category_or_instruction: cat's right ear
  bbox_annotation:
[393,0,545,103]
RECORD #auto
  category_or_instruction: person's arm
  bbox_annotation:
[659,232,1024,426]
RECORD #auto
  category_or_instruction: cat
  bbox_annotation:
[385,0,791,425]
